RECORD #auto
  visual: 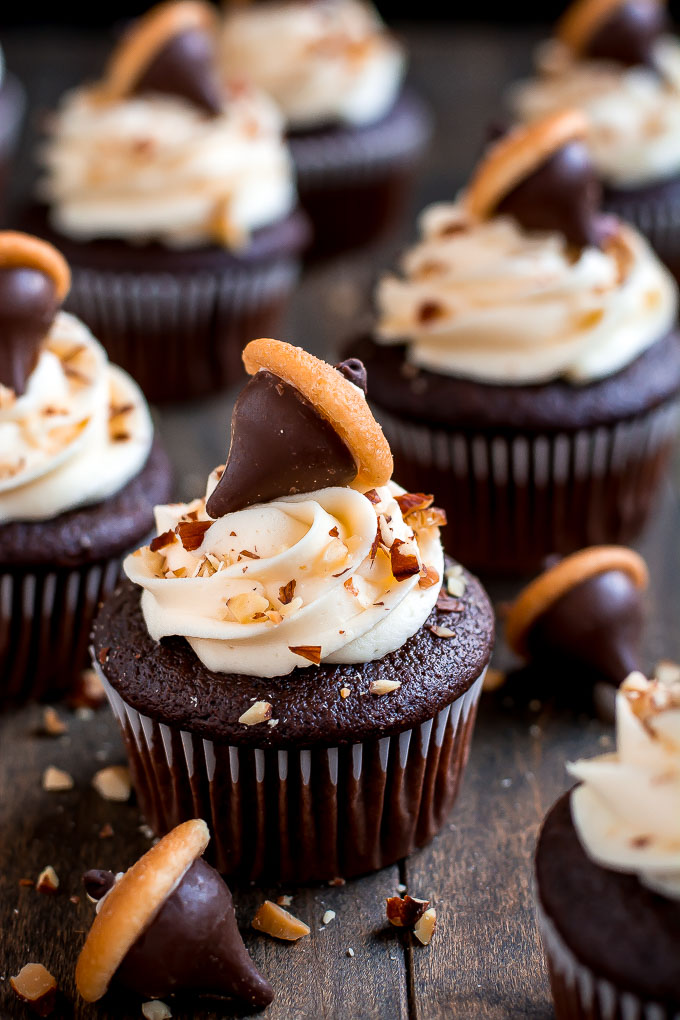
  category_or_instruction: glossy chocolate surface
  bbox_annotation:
[334,357,368,393]
[496,140,608,249]
[527,568,644,684]
[206,370,357,518]
[0,265,59,394]
[584,0,668,67]
[132,28,222,116]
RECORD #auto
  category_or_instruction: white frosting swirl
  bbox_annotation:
[124,475,444,678]
[510,36,680,189]
[569,669,680,900]
[0,311,153,523]
[220,0,405,129]
[376,203,678,385]
[40,84,295,249]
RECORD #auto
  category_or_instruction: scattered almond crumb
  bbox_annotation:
[386,895,429,928]
[483,668,506,693]
[276,894,293,907]
[42,708,66,737]
[346,948,355,958]
[340,687,351,698]
[99,823,114,839]
[428,625,456,639]
[322,910,336,924]
[68,668,106,709]
[42,766,73,792]
[238,701,272,726]
[329,877,346,887]
[10,963,57,1016]
[414,907,437,945]
[141,1002,172,1020]
[36,867,59,895]
[252,900,310,941]
[369,679,401,695]
[92,766,131,802]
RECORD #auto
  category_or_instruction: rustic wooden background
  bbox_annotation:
[1,24,679,1020]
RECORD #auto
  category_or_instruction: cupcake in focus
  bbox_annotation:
[0,43,25,220]
[350,111,680,574]
[0,231,171,705]
[220,0,431,258]
[535,669,680,1019]
[92,338,493,882]
[28,1,307,403]
[509,0,680,280]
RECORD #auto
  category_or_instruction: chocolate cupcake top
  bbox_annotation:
[220,0,405,130]
[0,232,153,524]
[376,112,677,386]
[510,0,680,189]
[40,1,295,249]
[567,668,680,899]
[124,338,449,678]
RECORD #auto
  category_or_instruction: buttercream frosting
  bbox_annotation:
[0,311,153,523]
[376,203,677,385]
[220,0,405,129]
[569,668,680,900]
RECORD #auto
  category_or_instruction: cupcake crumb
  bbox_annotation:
[42,708,67,737]
[92,766,131,802]
[42,766,74,792]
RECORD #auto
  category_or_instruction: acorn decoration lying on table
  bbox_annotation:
[505,545,649,686]
[76,819,273,1010]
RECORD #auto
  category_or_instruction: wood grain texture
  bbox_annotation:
[1,21,679,1020]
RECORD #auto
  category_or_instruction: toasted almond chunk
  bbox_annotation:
[36,867,59,895]
[276,894,293,907]
[92,765,131,802]
[429,625,456,639]
[322,910,336,924]
[414,907,437,945]
[289,645,322,665]
[10,963,57,1016]
[42,766,73,792]
[238,701,272,726]
[370,679,401,695]
[227,591,269,624]
[252,900,310,941]
[418,565,439,589]
[142,1002,172,1020]
[42,708,67,736]
[340,687,351,699]
[386,895,429,927]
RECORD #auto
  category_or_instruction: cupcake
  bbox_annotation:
[220,0,431,259]
[350,111,680,575]
[92,338,494,882]
[27,1,308,403]
[535,669,680,1019]
[509,0,680,280]
[0,230,172,705]
[0,44,25,220]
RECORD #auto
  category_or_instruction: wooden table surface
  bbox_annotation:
[1,23,679,1020]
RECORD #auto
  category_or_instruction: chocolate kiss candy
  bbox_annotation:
[585,0,668,68]
[132,28,222,115]
[0,266,59,395]
[496,139,606,249]
[527,569,644,685]
[91,860,273,1008]
[83,870,116,901]
[334,357,367,394]
[206,369,357,518]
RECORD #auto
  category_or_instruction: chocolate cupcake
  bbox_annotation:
[219,0,431,259]
[509,0,680,281]
[28,1,307,403]
[535,670,680,1020]
[0,231,171,705]
[350,112,680,574]
[0,44,25,220]
[92,338,493,882]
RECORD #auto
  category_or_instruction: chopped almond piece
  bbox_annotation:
[364,489,381,504]
[36,867,59,895]
[238,701,272,726]
[227,592,269,624]
[42,766,73,792]
[10,963,57,1016]
[289,645,322,665]
[370,679,401,695]
[390,539,420,581]
[149,530,175,553]
[436,590,464,612]
[142,1002,172,1020]
[395,492,433,517]
[278,579,297,605]
[92,765,131,802]
[277,894,293,907]
[340,687,351,699]
[414,907,437,945]
[386,895,430,927]
[408,507,447,530]
[175,519,211,551]
[42,708,67,736]
[252,900,310,941]
[429,625,456,639]
[418,565,439,589]
[322,910,336,924]
[343,576,359,597]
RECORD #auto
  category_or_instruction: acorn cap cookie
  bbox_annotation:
[206,338,393,518]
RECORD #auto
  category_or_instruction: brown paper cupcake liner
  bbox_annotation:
[65,257,300,404]
[536,896,679,1020]
[98,668,485,883]
[377,399,680,575]
[0,558,121,706]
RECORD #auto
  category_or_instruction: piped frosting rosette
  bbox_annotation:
[569,668,680,899]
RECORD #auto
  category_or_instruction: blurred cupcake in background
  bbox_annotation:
[350,111,680,575]
[0,231,171,705]
[220,0,432,258]
[509,0,680,281]
[27,0,307,403]
[0,43,26,221]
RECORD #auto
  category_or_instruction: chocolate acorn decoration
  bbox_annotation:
[559,0,668,68]
[206,339,393,519]
[0,233,70,396]
[77,820,273,1010]
[465,110,610,250]
[505,546,649,686]
[105,1,222,116]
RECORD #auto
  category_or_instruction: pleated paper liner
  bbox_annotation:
[377,399,680,575]
[98,668,485,883]
[536,897,678,1020]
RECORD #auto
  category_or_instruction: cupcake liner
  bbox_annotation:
[98,667,485,883]
[536,896,679,1020]
[0,558,121,706]
[377,398,680,575]
[604,188,680,284]
[65,257,300,404]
